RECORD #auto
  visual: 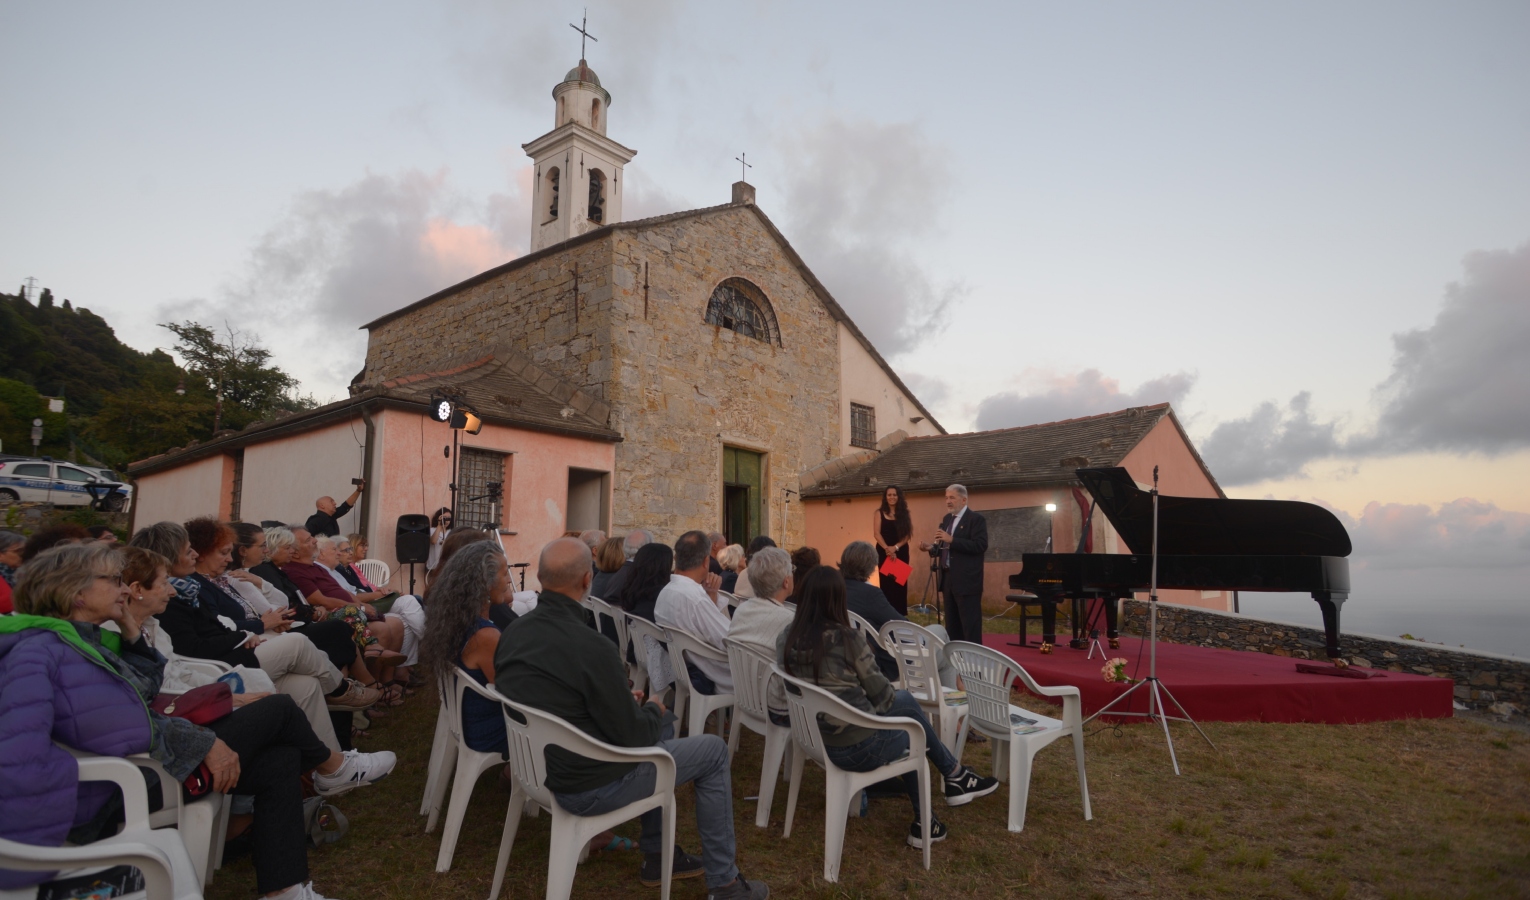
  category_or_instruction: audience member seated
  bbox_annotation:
[132,522,373,752]
[777,565,998,848]
[579,529,606,564]
[336,534,379,591]
[838,541,957,689]
[421,541,514,755]
[496,538,769,899]
[614,542,672,676]
[281,528,406,671]
[787,546,820,603]
[425,528,491,594]
[227,522,292,614]
[305,481,365,538]
[730,536,776,600]
[0,530,21,614]
[19,523,90,563]
[718,544,745,594]
[86,524,119,545]
[706,532,727,576]
[600,529,650,608]
[655,530,734,694]
[1,542,395,900]
[590,536,627,602]
[724,547,795,721]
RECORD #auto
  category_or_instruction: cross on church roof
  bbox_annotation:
[570,9,598,60]
[735,152,752,182]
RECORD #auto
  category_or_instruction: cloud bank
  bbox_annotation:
[973,368,1197,431]
[1334,496,1530,571]
[1197,392,1345,484]
[778,117,966,356]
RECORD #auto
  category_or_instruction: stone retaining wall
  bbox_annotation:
[1119,599,1527,718]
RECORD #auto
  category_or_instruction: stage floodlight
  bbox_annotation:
[450,407,484,435]
[1045,502,1058,513]
[429,395,454,423]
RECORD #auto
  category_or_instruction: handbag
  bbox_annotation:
[151,680,233,726]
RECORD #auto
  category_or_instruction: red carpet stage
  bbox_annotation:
[984,634,1454,724]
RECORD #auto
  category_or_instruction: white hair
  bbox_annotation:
[947,483,969,500]
[314,534,339,552]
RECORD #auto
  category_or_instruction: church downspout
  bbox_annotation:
[359,404,377,538]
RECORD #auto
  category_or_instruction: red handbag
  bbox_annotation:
[151,681,233,726]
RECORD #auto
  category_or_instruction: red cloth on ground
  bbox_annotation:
[984,634,1453,725]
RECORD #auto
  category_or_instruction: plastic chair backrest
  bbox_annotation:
[442,666,469,742]
[356,558,391,589]
[775,668,831,769]
[499,691,677,806]
[944,643,1018,735]
[665,624,728,672]
[879,619,943,699]
[584,595,627,652]
[624,614,674,691]
[724,639,774,720]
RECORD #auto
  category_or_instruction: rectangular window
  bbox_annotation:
[850,403,877,449]
[458,447,510,532]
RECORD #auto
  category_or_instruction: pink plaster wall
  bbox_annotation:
[132,454,233,529]
[802,417,1230,612]
[368,408,615,592]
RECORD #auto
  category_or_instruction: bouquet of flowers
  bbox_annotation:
[1101,657,1133,684]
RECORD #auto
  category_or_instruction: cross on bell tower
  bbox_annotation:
[521,26,638,252]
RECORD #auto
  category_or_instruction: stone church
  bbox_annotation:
[354,58,944,547]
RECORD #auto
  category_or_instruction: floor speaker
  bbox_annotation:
[396,514,431,564]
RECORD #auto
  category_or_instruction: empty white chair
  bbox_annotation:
[723,639,792,827]
[355,557,392,590]
[432,669,509,872]
[945,641,1092,832]
[777,668,933,882]
[494,692,678,900]
[880,619,968,757]
[663,625,736,738]
[0,755,204,900]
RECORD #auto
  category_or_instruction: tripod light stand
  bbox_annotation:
[1082,465,1215,775]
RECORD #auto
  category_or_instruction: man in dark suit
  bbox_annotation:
[920,484,988,644]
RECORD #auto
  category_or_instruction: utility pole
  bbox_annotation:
[23,277,37,302]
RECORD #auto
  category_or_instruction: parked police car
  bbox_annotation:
[0,456,134,511]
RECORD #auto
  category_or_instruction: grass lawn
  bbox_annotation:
[204,629,1530,899]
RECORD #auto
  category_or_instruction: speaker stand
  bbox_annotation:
[408,563,417,596]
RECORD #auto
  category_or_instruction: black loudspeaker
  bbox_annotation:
[395,514,431,564]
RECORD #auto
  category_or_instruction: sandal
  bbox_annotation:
[379,683,406,707]
[596,835,637,854]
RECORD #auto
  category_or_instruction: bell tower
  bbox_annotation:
[523,58,637,252]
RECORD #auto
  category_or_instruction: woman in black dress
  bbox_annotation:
[873,484,913,614]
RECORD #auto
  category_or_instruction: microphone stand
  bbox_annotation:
[1082,465,1215,775]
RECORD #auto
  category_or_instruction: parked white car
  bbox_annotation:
[0,457,134,511]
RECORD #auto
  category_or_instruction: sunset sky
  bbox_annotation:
[3,2,1526,651]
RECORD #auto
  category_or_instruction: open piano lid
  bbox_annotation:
[1077,467,1352,558]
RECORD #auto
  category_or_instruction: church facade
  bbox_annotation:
[356,60,943,547]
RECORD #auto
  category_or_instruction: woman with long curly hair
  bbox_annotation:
[421,541,512,754]
[872,484,914,614]
[615,542,673,622]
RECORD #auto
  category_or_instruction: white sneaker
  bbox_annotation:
[268,883,339,900]
[313,749,396,796]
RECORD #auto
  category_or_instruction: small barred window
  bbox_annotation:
[704,278,780,345]
[850,403,876,449]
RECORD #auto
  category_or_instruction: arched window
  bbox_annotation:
[704,278,780,345]
[546,167,560,220]
[587,169,605,224]
[591,98,601,129]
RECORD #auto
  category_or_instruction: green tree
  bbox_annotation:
[160,321,315,434]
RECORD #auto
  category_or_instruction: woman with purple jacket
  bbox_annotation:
[0,543,394,900]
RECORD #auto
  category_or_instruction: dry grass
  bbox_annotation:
[202,670,1530,900]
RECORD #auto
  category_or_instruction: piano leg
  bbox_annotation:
[1105,595,1120,649]
[1040,598,1059,653]
[1313,592,1348,664]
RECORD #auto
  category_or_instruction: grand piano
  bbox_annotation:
[1008,467,1353,660]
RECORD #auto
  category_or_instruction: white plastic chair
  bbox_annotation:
[583,595,644,691]
[493,692,678,900]
[355,558,392,590]
[663,625,735,738]
[945,642,1092,832]
[0,756,204,900]
[776,667,933,881]
[880,619,968,757]
[723,639,793,827]
[624,615,674,700]
[431,669,509,872]
[420,696,452,819]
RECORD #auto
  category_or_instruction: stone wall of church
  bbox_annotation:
[360,205,844,547]
[361,238,617,404]
[605,207,841,544]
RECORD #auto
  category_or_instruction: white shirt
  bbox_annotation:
[655,574,734,692]
[318,562,358,596]
[946,505,968,538]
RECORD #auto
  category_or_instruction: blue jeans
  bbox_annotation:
[554,726,738,889]
[824,689,959,816]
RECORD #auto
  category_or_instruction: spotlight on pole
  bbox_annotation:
[429,395,454,424]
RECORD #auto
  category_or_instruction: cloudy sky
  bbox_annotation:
[3,2,1527,651]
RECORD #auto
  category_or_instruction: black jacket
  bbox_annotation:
[844,578,905,681]
[940,508,989,597]
[154,595,258,667]
[304,500,353,538]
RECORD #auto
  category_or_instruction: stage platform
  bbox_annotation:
[983,634,1454,724]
